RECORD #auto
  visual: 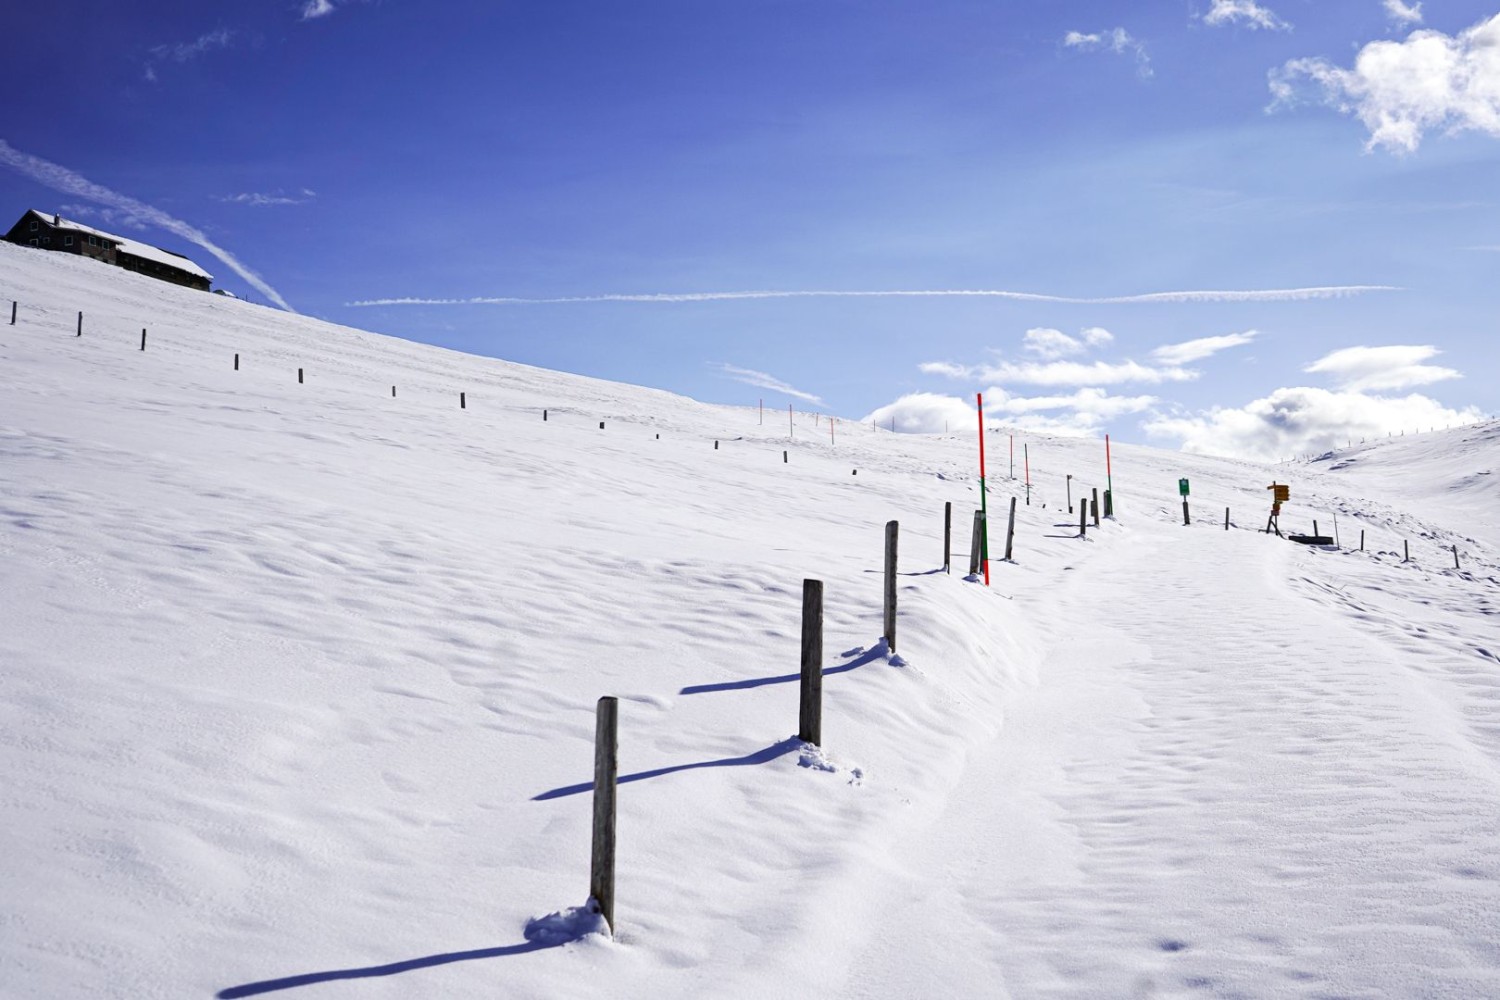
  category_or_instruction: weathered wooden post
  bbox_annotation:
[883,521,899,653]
[392,386,397,397]
[799,579,823,745]
[943,502,952,574]
[543,409,547,420]
[599,421,605,430]
[139,328,146,351]
[233,353,239,371]
[1313,520,1319,538]
[460,392,466,409]
[714,440,719,450]
[1404,539,1410,563]
[1225,507,1230,531]
[1092,489,1101,527]
[8,301,15,325]
[76,311,82,337]
[1079,501,1087,537]
[590,696,618,935]
[298,368,304,384]
[1066,474,1073,514]
[783,450,788,463]
[968,510,983,575]
[1454,544,1460,569]
[1004,496,1017,561]
[1360,530,1365,551]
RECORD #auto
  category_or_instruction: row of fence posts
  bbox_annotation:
[589,497,1013,934]
[1204,493,1464,571]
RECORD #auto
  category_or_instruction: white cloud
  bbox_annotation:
[1064,27,1152,76]
[1145,386,1482,460]
[712,363,823,405]
[348,285,1398,308]
[301,0,337,19]
[1021,326,1117,360]
[220,190,317,207]
[1269,13,1500,152]
[0,139,293,311]
[1384,0,1423,27]
[985,386,1158,419]
[919,358,1197,387]
[1303,344,1460,390]
[863,393,976,434]
[1204,0,1291,31]
[1151,330,1258,365]
[863,388,1154,437]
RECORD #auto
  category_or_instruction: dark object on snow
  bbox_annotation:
[1288,534,1334,545]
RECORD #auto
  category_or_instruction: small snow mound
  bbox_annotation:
[796,742,864,785]
[888,654,908,667]
[524,903,611,946]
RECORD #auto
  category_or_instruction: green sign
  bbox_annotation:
[1178,478,1190,496]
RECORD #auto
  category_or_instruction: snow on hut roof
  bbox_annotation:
[29,209,215,282]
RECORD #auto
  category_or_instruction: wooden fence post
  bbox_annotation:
[1004,496,1016,561]
[1080,501,1087,537]
[969,510,983,575]
[591,696,619,935]
[392,386,397,397]
[1224,507,1230,530]
[460,392,466,409]
[783,450,788,463]
[1404,539,1410,563]
[943,502,951,574]
[233,353,239,371]
[76,311,82,337]
[9,301,14,325]
[800,580,823,745]
[1092,489,1101,527]
[1313,520,1319,539]
[884,521,899,653]
[298,368,304,384]
[140,328,146,351]
[599,421,605,430]
[1454,544,1460,569]
[1360,530,1365,551]
[543,409,547,420]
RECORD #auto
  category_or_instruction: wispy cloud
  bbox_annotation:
[301,0,337,20]
[1204,0,1291,31]
[919,358,1197,387]
[1064,28,1152,77]
[1151,330,1257,365]
[1022,326,1114,359]
[348,285,1398,307]
[712,363,823,405]
[1303,344,1460,390]
[219,189,317,207]
[1270,13,1500,153]
[144,27,233,81]
[1384,0,1423,27]
[0,139,292,311]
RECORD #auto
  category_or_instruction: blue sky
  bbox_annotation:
[4,0,1498,458]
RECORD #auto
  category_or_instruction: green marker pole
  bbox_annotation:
[1106,433,1114,513]
[977,393,990,585]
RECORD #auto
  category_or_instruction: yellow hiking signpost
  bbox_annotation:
[1266,482,1289,536]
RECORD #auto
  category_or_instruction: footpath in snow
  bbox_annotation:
[2,242,1498,998]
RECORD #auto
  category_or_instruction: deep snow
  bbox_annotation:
[1,241,1497,999]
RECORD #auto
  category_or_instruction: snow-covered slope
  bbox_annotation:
[2,241,1497,999]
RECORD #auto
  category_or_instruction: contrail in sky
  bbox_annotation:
[349,285,1399,307]
[0,139,294,312]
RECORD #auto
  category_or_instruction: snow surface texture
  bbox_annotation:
[1,241,1497,998]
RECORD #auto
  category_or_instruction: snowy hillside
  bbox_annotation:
[2,240,1497,999]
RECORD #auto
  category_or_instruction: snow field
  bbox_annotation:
[3,241,1498,998]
